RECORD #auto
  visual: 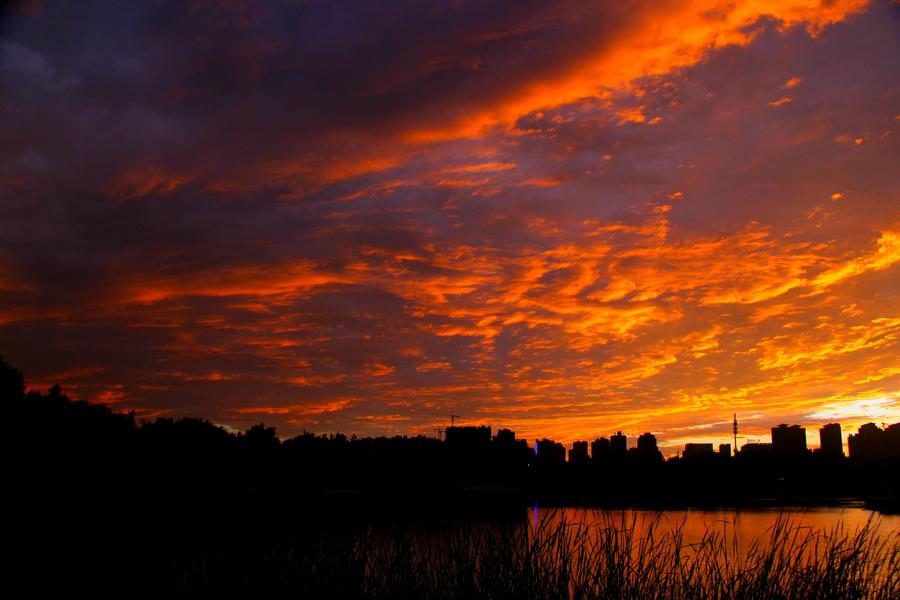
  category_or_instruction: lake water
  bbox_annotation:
[528,503,900,560]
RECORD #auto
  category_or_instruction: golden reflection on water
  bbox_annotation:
[531,504,900,548]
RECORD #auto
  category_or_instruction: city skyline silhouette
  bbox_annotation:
[5,355,897,507]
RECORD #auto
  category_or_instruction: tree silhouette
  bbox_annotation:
[0,355,25,402]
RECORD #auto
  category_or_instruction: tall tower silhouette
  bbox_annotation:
[732,413,738,453]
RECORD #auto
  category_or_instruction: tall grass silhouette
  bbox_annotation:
[174,510,899,598]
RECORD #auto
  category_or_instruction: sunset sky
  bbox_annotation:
[1,0,898,453]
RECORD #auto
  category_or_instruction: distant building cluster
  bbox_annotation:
[730,421,900,462]
[443,420,900,465]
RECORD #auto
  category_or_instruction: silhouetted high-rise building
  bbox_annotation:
[682,443,714,460]
[445,425,491,448]
[534,438,566,467]
[494,428,516,445]
[490,428,531,477]
[591,437,610,463]
[719,443,731,458]
[739,442,773,457]
[848,423,886,461]
[635,432,662,463]
[771,424,807,456]
[886,423,900,460]
[445,425,492,476]
[569,440,589,464]
[637,432,657,453]
[818,423,843,457]
[610,431,627,458]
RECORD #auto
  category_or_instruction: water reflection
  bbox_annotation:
[529,504,899,559]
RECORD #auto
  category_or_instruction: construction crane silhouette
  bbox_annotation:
[432,413,462,427]
[430,414,459,439]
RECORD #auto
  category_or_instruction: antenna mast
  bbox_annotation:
[732,413,738,454]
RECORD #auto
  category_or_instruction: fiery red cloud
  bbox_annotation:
[1,0,898,452]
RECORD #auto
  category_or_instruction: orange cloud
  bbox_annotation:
[811,229,900,289]
[110,164,190,200]
[231,399,352,416]
[404,0,869,142]
[616,106,647,124]
[364,362,396,377]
